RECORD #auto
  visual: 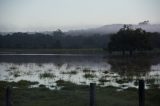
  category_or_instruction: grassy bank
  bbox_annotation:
[0,80,160,106]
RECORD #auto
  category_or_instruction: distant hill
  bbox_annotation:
[66,24,160,35]
[1,23,160,36]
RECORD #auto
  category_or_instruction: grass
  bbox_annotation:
[39,84,46,88]
[0,80,160,106]
[56,80,78,87]
[16,80,39,88]
[0,80,39,88]
[39,72,56,79]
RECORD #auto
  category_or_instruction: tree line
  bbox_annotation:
[0,27,160,52]
[0,30,110,49]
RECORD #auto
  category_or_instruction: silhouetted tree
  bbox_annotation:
[108,25,152,55]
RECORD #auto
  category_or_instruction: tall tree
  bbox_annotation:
[108,25,152,55]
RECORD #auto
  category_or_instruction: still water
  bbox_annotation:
[0,54,160,90]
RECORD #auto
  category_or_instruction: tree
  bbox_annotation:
[108,25,152,55]
[53,29,64,36]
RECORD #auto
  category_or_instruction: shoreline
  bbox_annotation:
[0,49,160,57]
[0,48,106,54]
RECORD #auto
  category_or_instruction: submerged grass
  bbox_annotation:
[9,70,21,77]
[103,70,109,74]
[99,78,109,83]
[56,79,74,87]
[9,66,17,70]
[82,68,96,79]
[116,79,131,84]
[39,72,56,79]
[83,68,95,73]
[61,70,78,75]
[83,73,96,79]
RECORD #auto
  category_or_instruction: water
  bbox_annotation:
[0,54,160,90]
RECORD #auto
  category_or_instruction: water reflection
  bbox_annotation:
[0,54,160,90]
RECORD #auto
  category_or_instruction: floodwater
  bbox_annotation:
[0,54,160,90]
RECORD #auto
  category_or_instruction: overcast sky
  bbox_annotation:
[0,0,160,32]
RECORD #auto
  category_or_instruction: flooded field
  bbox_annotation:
[0,54,160,90]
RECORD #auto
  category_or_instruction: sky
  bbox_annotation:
[0,0,160,32]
